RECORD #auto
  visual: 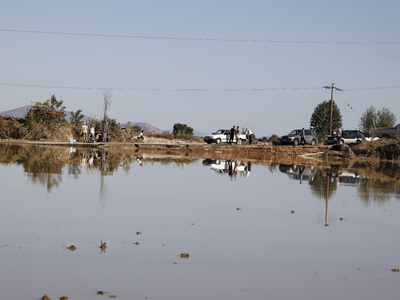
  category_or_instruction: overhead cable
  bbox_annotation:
[1,28,399,45]
[1,83,399,92]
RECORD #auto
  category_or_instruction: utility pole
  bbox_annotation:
[329,83,334,135]
[323,83,342,135]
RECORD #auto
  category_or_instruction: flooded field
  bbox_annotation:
[1,144,400,300]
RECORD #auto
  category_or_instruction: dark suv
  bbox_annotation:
[280,129,318,146]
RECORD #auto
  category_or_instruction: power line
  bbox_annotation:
[344,85,400,91]
[0,83,323,91]
[1,82,399,92]
[1,28,399,45]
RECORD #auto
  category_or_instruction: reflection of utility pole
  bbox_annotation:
[323,83,343,135]
[325,176,330,226]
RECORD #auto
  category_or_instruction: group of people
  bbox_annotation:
[228,126,253,145]
[81,122,108,143]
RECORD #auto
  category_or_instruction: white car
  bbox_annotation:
[203,129,247,144]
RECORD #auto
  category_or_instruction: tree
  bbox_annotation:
[26,95,66,126]
[103,90,114,126]
[377,108,396,128]
[310,100,342,140]
[358,106,377,132]
[69,109,85,126]
[173,123,193,136]
[359,106,397,132]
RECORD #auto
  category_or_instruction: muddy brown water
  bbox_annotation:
[1,144,400,300]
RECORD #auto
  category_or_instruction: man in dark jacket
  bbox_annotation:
[229,126,236,144]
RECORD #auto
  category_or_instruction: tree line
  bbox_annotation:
[309,100,397,140]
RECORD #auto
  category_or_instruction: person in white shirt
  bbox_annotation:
[246,128,253,144]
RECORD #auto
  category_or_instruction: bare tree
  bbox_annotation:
[102,90,114,142]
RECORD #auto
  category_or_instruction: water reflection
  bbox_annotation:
[279,164,316,183]
[2,143,400,299]
[202,159,251,179]
[1,144,400,201]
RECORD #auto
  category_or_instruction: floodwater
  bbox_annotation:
[1,144,400,300]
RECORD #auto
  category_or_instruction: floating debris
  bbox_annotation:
[133,242,140,246]
[180,253,190,259]
[88,286,108,296]
[66,245,76,251]
[339,217,346,221]
[291,210,295,214]
[41,294,51,300]
[136,231,142,235]
[236,208,243,210]
[109,295,117,298]
[59,296,68,300]
[391,268,400,272]
[100,240,108,253]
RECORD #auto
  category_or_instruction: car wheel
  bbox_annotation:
[356,139,361,144]
[310,139,316,146]
[293,139,299,146]
[216,138,221,144]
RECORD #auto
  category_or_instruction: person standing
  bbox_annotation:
[90,124,96,142]
[236,126,241,144]
[336,125,342,145]
[299,128,306,145]
[81,122,89,143]
[246,128,253,144]
[229,126,236,144]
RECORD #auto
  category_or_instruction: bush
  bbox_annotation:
[0,116,27,139]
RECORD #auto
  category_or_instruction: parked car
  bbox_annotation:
[203,129,247,144]
[280,129,318,146]
[362,132,379,142]
[372,124,400,140]
[325,130,365,145]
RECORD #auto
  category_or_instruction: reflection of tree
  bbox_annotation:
[358,178,392,202]
[68,162,82,178]
[309,169,337,199]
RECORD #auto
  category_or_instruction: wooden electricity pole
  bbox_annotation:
[329,83,334,135]
[323,83,342,135]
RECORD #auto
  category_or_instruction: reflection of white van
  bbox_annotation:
[211,160,246,174]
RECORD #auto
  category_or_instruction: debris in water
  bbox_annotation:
[88,286,108,296]
[136,231,141,235]
[100,240,108,253]
[180,253,190,259]
[66,245,76,251]
[291,210,295,214]
[41,294,51,300]
[391,268,400,272]
[59,296,68,300]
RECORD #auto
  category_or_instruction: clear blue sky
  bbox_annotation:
[1,0,399,136]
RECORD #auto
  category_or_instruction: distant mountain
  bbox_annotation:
[0,105,91,123]
[0,105,31,118]
[121,122,164,134]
